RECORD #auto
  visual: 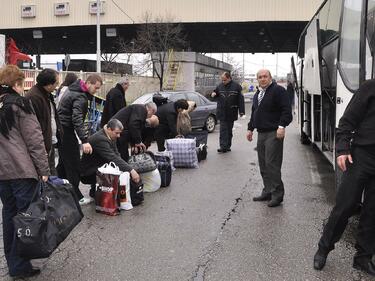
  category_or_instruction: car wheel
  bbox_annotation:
[204,115,216,133]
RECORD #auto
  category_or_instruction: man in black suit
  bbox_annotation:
[247,69,292,207]
[155,99,189,151]
[100,77,129,127]
[80,119,140,199]
[112,102,159,160]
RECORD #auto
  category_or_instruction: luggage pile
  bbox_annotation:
[94,130,210,216]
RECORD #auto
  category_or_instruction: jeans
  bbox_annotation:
[0,178,37,276]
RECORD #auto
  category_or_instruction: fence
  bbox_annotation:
[22,69,160,103]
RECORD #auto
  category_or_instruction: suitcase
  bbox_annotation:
[186,130,208,162]
[185,130,208,146]
[155,155,172,187]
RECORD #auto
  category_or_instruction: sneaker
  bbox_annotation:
[79,197,93,206]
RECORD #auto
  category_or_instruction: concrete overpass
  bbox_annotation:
[0,0,323,54]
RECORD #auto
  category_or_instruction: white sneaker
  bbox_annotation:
[79,197,93,206]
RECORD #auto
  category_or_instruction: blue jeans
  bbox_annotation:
[0,178,37,276]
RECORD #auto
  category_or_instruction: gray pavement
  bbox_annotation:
[0,113,373,281]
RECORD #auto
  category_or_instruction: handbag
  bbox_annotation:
[176,111,192,136]
[128,151,157,173]
[13,180,83,259]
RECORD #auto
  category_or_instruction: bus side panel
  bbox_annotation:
[303,17,322,96]
[336,72,354,128]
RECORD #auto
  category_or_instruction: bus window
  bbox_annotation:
[367,0,375,79]
[319,0,341,45]
[339,0,363,91]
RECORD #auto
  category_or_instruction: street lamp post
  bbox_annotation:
[96,0,101,73]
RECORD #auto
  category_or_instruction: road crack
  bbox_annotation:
[192,180,251,281]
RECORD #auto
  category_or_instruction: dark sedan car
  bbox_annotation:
[132,91,217,132]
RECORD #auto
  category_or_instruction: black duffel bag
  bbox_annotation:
[130,179,144,206]
[13,180,83,259]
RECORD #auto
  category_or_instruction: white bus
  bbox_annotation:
[294,0,375,184]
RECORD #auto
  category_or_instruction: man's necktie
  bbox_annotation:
[258,89,265,105]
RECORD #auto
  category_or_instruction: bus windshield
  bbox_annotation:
[366,0,375,79]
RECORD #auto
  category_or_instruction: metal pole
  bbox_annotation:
[96,0,101,73]
[242,53,245,82]
[276,53,279,78]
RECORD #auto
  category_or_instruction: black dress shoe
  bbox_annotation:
[353,258,375,276]
[217,148,228,153]
[267,198,283,207]
[253,194,271,201]
[11,267,41,279]
[313,249,328,270]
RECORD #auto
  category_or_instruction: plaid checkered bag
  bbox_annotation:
[165,138,198,168]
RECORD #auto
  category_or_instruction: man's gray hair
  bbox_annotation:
[107,119,124,130]
[118,76,129,85]
[145,102,157,112]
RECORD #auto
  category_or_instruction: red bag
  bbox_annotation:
[95,163,122,216]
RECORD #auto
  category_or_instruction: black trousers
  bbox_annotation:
[319,147,375,258]
[155,125,170,152]
[219,120,234,149]
[81,174,96,198]
[58,126,83,200]
[117,133,130,161]
[257,131,284,200]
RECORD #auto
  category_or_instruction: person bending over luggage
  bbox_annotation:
[80,119,140,200]
[112,102,159,161]
[0,65,49,279]
[155,99,189,151]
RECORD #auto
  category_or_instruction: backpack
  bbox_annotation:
[152,93,169,107]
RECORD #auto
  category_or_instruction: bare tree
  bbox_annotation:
[100,37,136,74]
[134,12,187,90]
[223,54,242,82]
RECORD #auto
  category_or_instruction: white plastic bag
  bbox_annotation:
[98,162,122,175]
[142,169,161,193]
[119,172,133,210]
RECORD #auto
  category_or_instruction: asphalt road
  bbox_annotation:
[0,110,373,281]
